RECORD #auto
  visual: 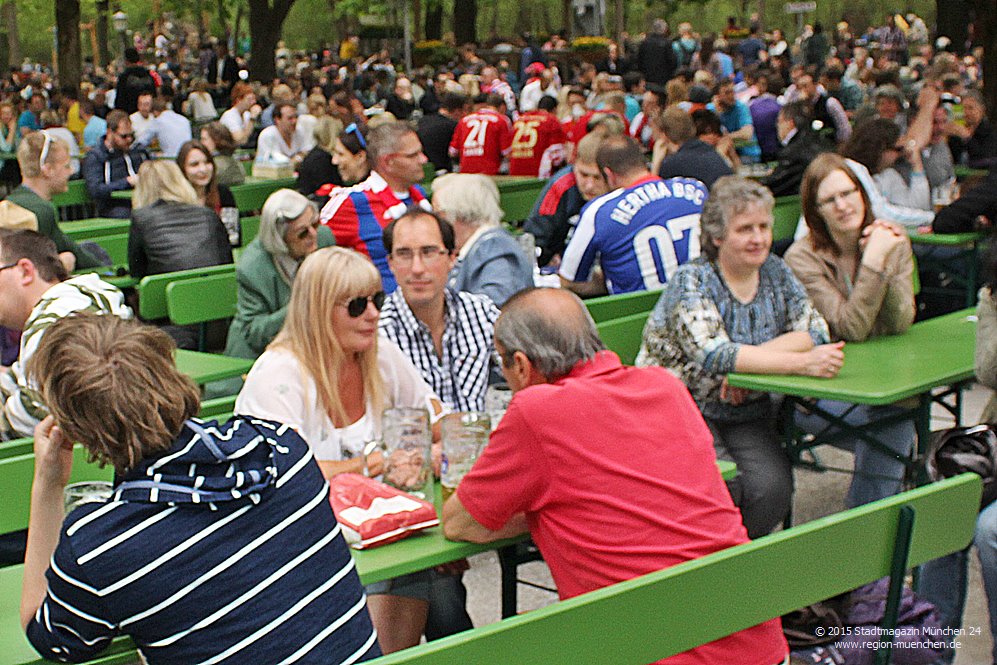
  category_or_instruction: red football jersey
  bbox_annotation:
[449,108,512,175]
[508,110,568,177]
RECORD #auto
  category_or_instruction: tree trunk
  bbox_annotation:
[514,0,530,36]
[974,0,997,117]
[55,0,82,93]
[561,0,572,39]
[614,0,624,45]
[216,0,231,40]
[248,0,296,81]
[425,1,443,41]
[95,0,110,68]
[453,0,477,46]
[1,2,21,69]
[936,0,970,56]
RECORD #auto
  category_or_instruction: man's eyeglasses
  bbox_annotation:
[117,131,135,140]
[390,246,449,266]
[343,291,385,318]
[345,123,366,149]
[817,187,860,209]
[0,260,20,273]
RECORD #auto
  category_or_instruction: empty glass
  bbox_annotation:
[381,407,432,498]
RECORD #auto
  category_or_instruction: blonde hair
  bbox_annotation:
[16,131,69,178]
[272,247,385,426]
[27,313,200,474]
[133,160,199,208]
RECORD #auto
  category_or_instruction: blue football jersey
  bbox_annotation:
[560,175,708,294]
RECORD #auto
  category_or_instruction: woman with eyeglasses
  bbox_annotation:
[331,122,369,185]
[223,188,332,363]
[842,118,931,213]
[236,245,447,654]
[784,152,916,507]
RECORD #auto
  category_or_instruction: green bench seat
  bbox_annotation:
[90,233,130,267]
[368,474,981,665]
[772,194,801,243]
[584,289,662,323]
[596,311,651,366]
[135,264,235,321]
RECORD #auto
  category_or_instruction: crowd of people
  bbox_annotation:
[1,11,996,665]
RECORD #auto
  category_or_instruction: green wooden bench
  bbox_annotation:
[230,177,297,214]
[197,395,237,420]
[772,194,801,243]
[0,446,115,537]
[596,311,651,366]
[135,264,235,321]
[496,177,546,226]
[51,180,95,221]
[584,289,663,323]
[239,215,261,246]
[60,218,131,241]
[165,272,238,350]
[90,233,130,267]
[368,474,981,665]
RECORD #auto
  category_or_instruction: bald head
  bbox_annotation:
[495,288,605,381]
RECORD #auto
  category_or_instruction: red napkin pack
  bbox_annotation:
[328,473,439,549]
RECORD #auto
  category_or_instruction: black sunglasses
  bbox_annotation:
[345,291,385,317]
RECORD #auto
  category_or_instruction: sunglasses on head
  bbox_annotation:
[345,291,385,317]
[344,123,367,149]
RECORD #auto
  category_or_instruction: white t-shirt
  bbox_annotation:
[254,124,307,163]
[235,337,438,461]
[219,107,251,140]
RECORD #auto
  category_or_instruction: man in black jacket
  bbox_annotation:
[761,101,828,197]
[114,48,157,115]
[933,169,997,234]
[636,19,677,86]
[418,92,466,173]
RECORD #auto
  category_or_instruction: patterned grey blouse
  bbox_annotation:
[636,255,829,423]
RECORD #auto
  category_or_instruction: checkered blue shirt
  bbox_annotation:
[378,287,500,412]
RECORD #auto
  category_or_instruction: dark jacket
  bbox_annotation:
[128,199,233,279]
[81,139,149,218]
[417,112,458,173]
[636,33,677,86]
[115,65,157,115]
[658,139,734,191]
[297,147,342,197]
[761,130,827,197]
[933,169,997,234]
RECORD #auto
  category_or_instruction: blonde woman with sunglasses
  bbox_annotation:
[236,246,447,654]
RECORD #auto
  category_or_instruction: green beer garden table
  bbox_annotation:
[728,309,977,479]
[60,217,131,240]
[909,229,987,308]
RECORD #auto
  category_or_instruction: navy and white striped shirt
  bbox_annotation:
[27,417,380,665]
[379,287,500,412]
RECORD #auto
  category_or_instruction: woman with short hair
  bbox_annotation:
[297,115,344,198]
[637,176,839,538]
[224,188,330,361]
[430,173,533,306]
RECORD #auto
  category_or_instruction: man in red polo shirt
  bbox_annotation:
[442,288,789,665]
[449,93,512,175]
